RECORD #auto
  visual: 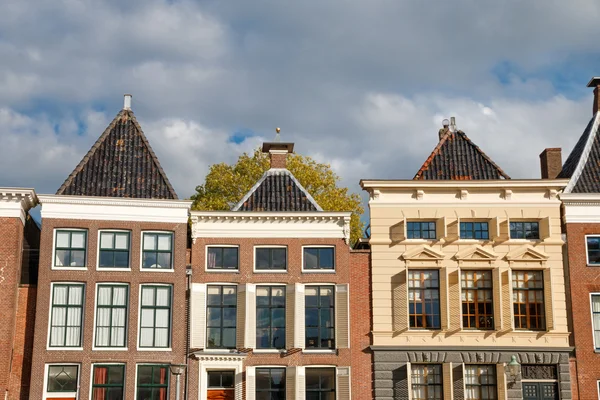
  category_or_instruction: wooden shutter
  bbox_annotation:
[294,283,305,349]
[286,284,295,349]
[337,367,351,400]
[190,283,206,348]
[501,269,512,331]
[442,363,453,400]
[286,367,296,400]
[543,269,554,330]
[440,269,449,331]
[246,284,256,348]
[335,284,349,348]
[237,284,246,348]
[540,217,552,239]
[296,366,305,399]
[436,216,447,240]
[493,268,503,331]
[496,364,506,400]
[246,366,255,400]
[489,217,500,241]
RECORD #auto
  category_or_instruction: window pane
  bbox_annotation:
[272,248,286,269]
[144,234,156,250]
[71,232,86,248]
[223,248,238,269]
[47,365,78,392]
[100,233,113,249]
[56,232,70,248]
[115,233,129,250]
[304,248,319,269]
[157,234,171,250]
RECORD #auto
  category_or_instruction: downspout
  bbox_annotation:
[185,265,192,400]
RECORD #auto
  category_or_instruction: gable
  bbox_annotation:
[401,245,445,261]
[559,114,600,193]
[454,245,498,261]
[505,245,549,262]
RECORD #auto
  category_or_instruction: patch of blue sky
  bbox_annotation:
[228,129,256,144]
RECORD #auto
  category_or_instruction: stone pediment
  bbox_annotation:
[401,245,445,261]
[454,245,497,261]
[505,245,549,262]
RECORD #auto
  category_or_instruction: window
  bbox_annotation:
[591,295,600,350]
[509,221,539,240]
[461,270,494,330]
[47,365,79,392]
[304,247,335,270]
[49,284,84,347]
[460,222,489,240]
[54,229,87,267]
[207,285,237,349]
[407,221,436,239]
[465,365,497,400]
[255,247,287,271]
[306,368,335,400]
[207,370,235,389]
[92,365,124,400]
[587,236,600,265]
[305,286,335,349]
[512,271,545,330]
[207,246,239,270]
[137,365,169,399]
[99,231,130,268]
[257,286,286,349]
[408,270,441,329]
[95,285,128,347]
[139,285,172,348]
[142,232,173,269]
[256,368,285,400]
[411,364,443,400]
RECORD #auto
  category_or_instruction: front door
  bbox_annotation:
[207,370,235,400]
[522,382,559,400]
[206,390,234,400]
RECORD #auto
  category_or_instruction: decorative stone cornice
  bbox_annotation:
[38,194,191,209]
[0,188,37,224]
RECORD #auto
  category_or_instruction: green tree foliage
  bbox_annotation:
[191,149,365,244]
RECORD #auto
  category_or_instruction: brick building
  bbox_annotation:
[0,188,39,400]
[187,140,373,399]
[362,121,572,400]
[29,96,192,399]
[558,77,600,399]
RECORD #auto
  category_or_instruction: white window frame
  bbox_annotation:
[591,293,600,352]
[140,231,175,272]
[43,363,80,399]
[597,379,600,400]
[96,229,132,271]
[137,283,173,351]
[251,365,288,398]
[197,358,243,400]
[253,245,288,273]
[301,245,336,273]
[304,365,338,398]
[302,283,337,354]
[92,282,129,351]
[205,245,240,273]
[254,283,287,351]
[46,282,85,350]
[88,362,126,400]
[134,363,171,400]
[585,235,600,266]
[204,283,239,351]
[51,228,88,270]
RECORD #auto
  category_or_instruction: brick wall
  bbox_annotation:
[29,218,188,400]
[0,217,24,399]
[565,222,600,399]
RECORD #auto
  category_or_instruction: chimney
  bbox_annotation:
[439,119,449,140]
[587,77,600,115]
[539,148,562,179]
[262,128,294,169]
[124,94,132,110]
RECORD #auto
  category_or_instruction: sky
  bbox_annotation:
[2,0,600,212]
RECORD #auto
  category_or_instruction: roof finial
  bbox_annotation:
[124,94,132,110]
[274,127,281,142]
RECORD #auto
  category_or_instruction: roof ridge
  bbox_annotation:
[563,112,600,193]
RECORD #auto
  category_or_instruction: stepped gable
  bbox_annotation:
[414,128,510,180]
[56,106,178,199]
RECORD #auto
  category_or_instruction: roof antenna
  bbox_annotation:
[274,127,281,142]
[124,94,132,110]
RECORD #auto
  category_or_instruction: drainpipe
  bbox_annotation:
[185,265,192,400]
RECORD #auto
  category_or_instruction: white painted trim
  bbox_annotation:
[254,245,288,273]
[96,229,132,271]
[205,283,240,350]
[88,363,126,400]
[51,228,88,270]
[597,379,600,399]
[0,188,37,224]
[591,293,600,352]
[205,244,240,272]
[197,355,243,400]
[139,231,174,272]
[301,245,336,273]
[46,282,86,350]
[565,113,600,193]
[137,283,174,350]
[43,362,80,399]
[361,179,569,189]
[585,235,600,266]
[92,282,130,351]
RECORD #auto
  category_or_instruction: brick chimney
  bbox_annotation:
[588,77,600,115]
[262,129,294,169]
[539,148,562,179]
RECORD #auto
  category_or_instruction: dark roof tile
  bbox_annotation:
[558,115,600,193]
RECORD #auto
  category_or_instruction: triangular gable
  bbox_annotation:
[454,245,498,261]
[414,130,510,180]
[232,169,322,212]
[56,109,178,199]
[505,245,549,261]
[558,113,600,193]
[401,245,445,261]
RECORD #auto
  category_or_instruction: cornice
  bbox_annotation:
[0,188,37,208]
[38,194,191,209]
[361,179,569,190]
[190,211,351,220]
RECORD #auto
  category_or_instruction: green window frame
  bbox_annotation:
[256,286,286,349]
[49,283,84,347]
[47,364,79,392]
[255,247,287,270]
[99,231,130,268]
[305,285,335,349]
[256,368,286,398]
[139,285,172,348]
[509,221,540,240]
[306,368,335,400]
[95,285,128,348]
[54,229,87,267]
[92,364,125,400]
[407,221,437,239]
[303,247,335,270]
[207,246,239,270]
[136,365,169,400]
[142,232,173,269]
[207,285,237,349]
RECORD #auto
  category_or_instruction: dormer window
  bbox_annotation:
[460,222,489,240]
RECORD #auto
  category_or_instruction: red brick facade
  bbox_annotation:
[29,218,188,399]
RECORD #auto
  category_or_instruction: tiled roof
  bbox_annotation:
[56,109,178,199]
[558,114,600,193]
[233,169,322,212]
[414,129,510,180]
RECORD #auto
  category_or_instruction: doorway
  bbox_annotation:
[207,370,235,400]
[522,382,559,400]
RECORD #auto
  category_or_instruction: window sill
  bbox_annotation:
[51,266,87,271]
[96,268,132,272]
[137,347,173,352]
[302,270,336,274]
[588,264,600,267]
[455,239,489,244]
[140,268,175,273]
[253,270,288,273]
[205,269,240,273]
[403,239,437,244]
[47,347,83,351]
[302,349,336,354]
[505,239,541,243]
[253,349,285,353]
[92,347,129,351]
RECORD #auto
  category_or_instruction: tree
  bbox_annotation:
[191,149,365,244]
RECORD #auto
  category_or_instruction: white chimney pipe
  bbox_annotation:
[124,94,132,110]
